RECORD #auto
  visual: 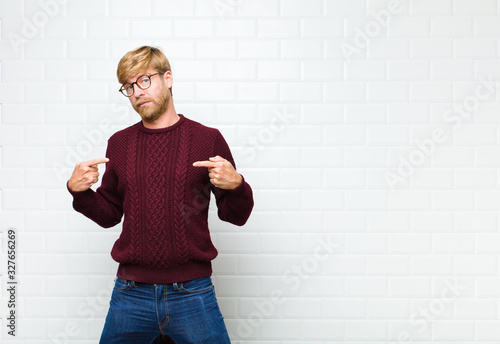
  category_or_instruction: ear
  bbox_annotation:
[163,71,173,89]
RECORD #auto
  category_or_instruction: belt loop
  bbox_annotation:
[130,280,137,288]
[173,282,180,291]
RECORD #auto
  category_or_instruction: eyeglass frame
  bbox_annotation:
[119,72,160,97]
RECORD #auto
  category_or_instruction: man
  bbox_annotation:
[67,46,254,344]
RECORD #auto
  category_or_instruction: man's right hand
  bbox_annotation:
[67,158,109,192]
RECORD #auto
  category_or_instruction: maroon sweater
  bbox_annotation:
[68,115,254,283]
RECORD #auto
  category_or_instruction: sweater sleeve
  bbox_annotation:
[67,139,124,228]
[211,130,254,226]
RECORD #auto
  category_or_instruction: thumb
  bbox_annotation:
[209,155,224,162]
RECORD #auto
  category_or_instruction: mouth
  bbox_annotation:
[137,101,151,108]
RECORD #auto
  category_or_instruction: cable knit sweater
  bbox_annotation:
[68,115,254,283]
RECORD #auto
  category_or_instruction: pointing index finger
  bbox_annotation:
[86,158,109,167]
[193,160,218,168]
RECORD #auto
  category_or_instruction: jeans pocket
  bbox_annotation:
[113,278,132,291]
[178,278,214,294]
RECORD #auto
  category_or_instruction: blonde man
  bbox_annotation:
[67,46,254,344]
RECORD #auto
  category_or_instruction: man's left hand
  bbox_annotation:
[193,155,242,190]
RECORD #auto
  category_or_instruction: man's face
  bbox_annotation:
[125,69,171,123]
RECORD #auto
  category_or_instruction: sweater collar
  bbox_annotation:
[137,114,186,134]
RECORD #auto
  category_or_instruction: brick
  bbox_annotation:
[236,0,279,17]
[433,234,475,254]
[45,61,85,81]
[109,0,152,17]
[411,81,453,102]
[237,82,278,101]
[368,82,409,102]
[325,82,366,102]
[345,320,387,340]
[477,321,500,340]
[389,234,431,254]
[258,61,299,80]
[215,104,257,123]
[281,39,323,58]
[411,38,454,58]
[254,190,300,210]
[346,190,387,210]
[325,125,365,145]
[0,83,23,103]
[302,190,343,210]
[281,82,322,102]
[215,19,256,37]
[367,125,409,145]
[3,61,43,81]
[217,61,256,80]
[346,60,387,80]
[25,40,65,59]
[411,212,453,232]
[24,254,67,274]
[389,190,430,210]
[66,83,108,103]
[454,0,496,14]
[132,19,171,38]
[411,0,453,15]
[174,19,213,38]
[2,147,45,167]
[152,0,194,16]
[345,104,387,123]
[477,234,500,253]
[369,39,410,59]
[325,168,366,189]
[0,1,23,16]
[345,147,387,167]
[432,147,474,167]
[411,255,454,275]
[326,0,365,15]
[0,168,24,188]
[389,16,430,37]
[238,39,279,58]
[195,39,236,58]
[302,18,343,37]
[87,19,129,38]
[455,255,497,275]
[45,19,85,38]
[368,298,410,318]
[217,233,260,253]
[388,103,430,123]
[455,38,497,58]
[433,190,475,210]
[0,125,23,145]
[67,40,108,60]
[301,104,343,123]
[432,59,473,80]
[281,0,323,17]
[66,0,107,16]
[475,16,500,36]
[411,168,453,189]
[431,16,473,37]
[389,60,430,80]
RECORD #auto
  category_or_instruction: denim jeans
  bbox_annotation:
[99,276,231,344]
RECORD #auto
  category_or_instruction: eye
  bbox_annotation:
[125,84,133,91]
[140,77,150,84]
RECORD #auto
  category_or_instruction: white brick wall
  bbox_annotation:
[1,0,500,342]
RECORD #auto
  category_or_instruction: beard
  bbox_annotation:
[133,88,170,123]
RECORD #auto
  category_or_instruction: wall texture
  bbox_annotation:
[1,0,500,343]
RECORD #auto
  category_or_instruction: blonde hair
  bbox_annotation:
[117,46,172,95]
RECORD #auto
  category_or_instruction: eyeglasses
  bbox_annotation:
[119,73,159,97]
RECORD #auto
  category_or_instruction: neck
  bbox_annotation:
[142,102,179,129]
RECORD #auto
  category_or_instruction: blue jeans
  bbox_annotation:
[99,276,231,344]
